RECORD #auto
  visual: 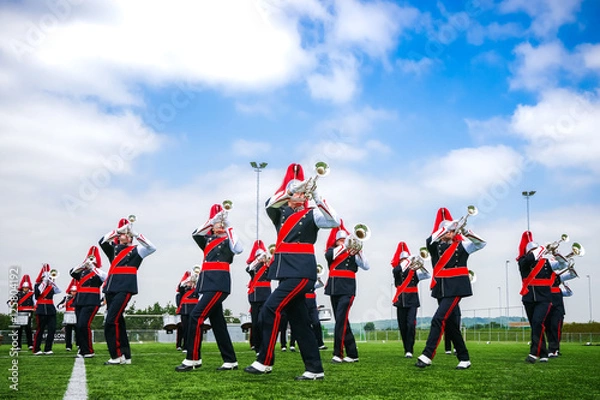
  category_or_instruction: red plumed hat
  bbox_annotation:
[326,219,350,251]
[209,204,223,219]
[391,241,411,267]
[86,245,102,268]
[36,263,51,284]
[517,231,537,260]
[117,218,128,228]
[19,274,32,290]
[275,163,305,194]
[246,239,267,264]
[432,207,453,234]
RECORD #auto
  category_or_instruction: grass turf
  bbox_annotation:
[2,341,598,399]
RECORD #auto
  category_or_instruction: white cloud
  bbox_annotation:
[306,52,359,103]
[231,139,273,158]
[509,41,572,91]
[577,43,600,71]
[509,88,600,174]
[499,0,582,38]
[396,57,435,76]
[420,146,525,198]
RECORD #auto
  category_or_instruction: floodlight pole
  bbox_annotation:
[522,190,536,231]
[250,162,267,241]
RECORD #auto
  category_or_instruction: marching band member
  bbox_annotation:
[391,242,430,359]
[69,246,106,358]
[32,264,61,355]
[8,275,35,351]
[176,268,199,352]
[245,240,272,351]
[325,223,370,364]
[546,275,575,357]
[99,217,156,365]
[416,207,486,370]
[57,280,78,351]
[517,231,568,363]
[175,203,244,372]
[244,163,340,381]
[290,277,328,352]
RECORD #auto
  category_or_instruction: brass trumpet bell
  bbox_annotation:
[127,214,137,224]
[315,161,330,177]
[222,200,233,211]
[49,269,59,281]
[353,224,371,241]
[468,269,476,283]
[316,264,324,276]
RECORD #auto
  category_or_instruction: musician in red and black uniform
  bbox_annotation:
[176,268,199,352]
[517,231,568,363]
[175,204,244,372]
[391,242,430,359]
[99,218,156,365]
[325,224,370,364]
[244,163,339,381]
[57,281,78,351]
[245,240,272,351]
[416,208,486,370]
[32,263,61,355]
[9,275,35,351]
[70,246,106,358]
[546,268,576,358]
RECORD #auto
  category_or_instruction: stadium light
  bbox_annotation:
[250,162,268,241]
[521,191,536,231]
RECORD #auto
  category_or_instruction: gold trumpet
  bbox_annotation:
[316,264,324,276]
[268,243,276,256]
[303,161,330,200]
[347,223,370,252]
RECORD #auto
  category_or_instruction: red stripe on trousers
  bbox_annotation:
[114,293,132,357]
[191,292,222,361]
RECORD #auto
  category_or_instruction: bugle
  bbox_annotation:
[347,223,370,252]
[303,161,330,200]
[543,233,569,256]
[407,247,430,274]
[468,269,477,283]
[453,205,478,234]
[49,269,59,281]
[556,242,585,278]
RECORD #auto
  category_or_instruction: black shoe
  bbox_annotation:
[216,362,239,371]
[294,372,324,381]
[525,355,537,364]
[175,363,200,372]
[244,365,272,375]
[415,359,430,368]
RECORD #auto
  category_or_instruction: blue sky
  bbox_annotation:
[1,0,599,323]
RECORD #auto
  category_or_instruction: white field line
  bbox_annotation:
[63,357,87,400]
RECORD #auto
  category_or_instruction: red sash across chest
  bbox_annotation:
[274,209,315,255]
[329,250,356,279]
[393,268,417,303]
[37,285,54,305]
[520,258,553,295]
[430,241,468,289]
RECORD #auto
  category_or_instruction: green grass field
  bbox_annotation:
[3,341,599,399]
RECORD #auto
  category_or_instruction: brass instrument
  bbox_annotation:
[216,200,233,226]
[468,269,477,283]
[407,247,430,274]
[453,205,478,234]
[303,161,330,200]
[556,242,585,278]
[543,233,569,256]
[268,244,276,256]
[189,265,201,285]
[49,268,59,282]
[347,223,370,252]
[316,264,324,276]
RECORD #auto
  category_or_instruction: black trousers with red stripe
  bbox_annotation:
[76,305,99,355]
[331,294,358,359]
[33,314,56,352]
[186,291,236,363]
[421,297,469,361]
[396,306,418,354]
[524,300,551,358]
[250,301,265,350]
[544,304,564,354]
[257,278,323,373]
[104,292,132,359]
